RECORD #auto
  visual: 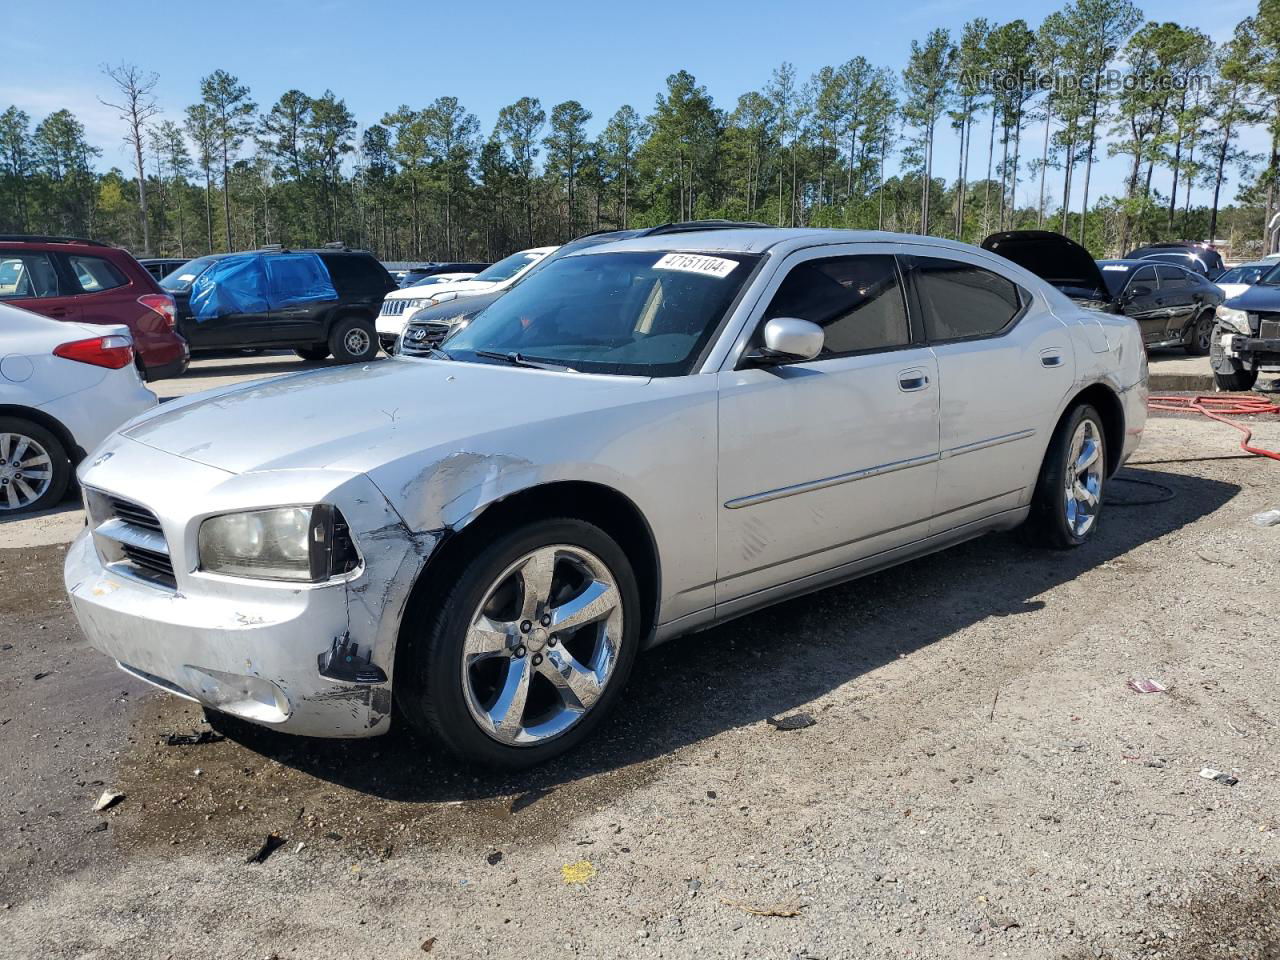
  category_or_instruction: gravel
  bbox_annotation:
[3,411,1280,959]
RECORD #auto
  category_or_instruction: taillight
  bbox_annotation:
[53,335,135,369]
[137,293,176,330]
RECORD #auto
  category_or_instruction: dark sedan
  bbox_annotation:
[981,231,1223,355]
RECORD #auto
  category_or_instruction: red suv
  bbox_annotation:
[0,235,189,380]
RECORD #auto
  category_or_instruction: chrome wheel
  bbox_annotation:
[0,432,53,511]
[1063,418,1103,538]
[461,544,624,746]
[343,327,371,356]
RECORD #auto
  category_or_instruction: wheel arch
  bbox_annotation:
[324,305,376,336]
[1056,381,1125,477]
[394,479,662,677]
[0,404,83,462]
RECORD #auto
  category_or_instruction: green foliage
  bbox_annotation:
[5,3,1280,263]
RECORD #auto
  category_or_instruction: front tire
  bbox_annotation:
[396,518,641,769]
[327,316,378,363]
[0,417,71,515]
[1209,321,1259,391]
[1024,404,1106,549]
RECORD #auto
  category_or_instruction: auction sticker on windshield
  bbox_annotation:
[653,253,739,278]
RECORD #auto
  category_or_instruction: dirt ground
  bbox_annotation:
[4,405,1280,960]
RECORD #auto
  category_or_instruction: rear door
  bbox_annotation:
[715,245,940,606]
[266,253,340,344]
[902,251,1074,532]
[0,251,81,323]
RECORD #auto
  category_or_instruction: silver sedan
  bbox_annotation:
[64,228,1147,768]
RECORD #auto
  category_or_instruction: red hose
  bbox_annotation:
[1147,394,1280,461]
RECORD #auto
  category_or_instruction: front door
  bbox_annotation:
[716,247,940,605]
[1120,265,1167,344]
[1154,264,1197,341]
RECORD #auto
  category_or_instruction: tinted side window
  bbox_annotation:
[909,257,1022,341]
[0,253,62,299]
[1129,266,1157,292]
[1155,265,1188,288]
[763,254,909,356]
[69,255,129,293]
[320,253,389,295]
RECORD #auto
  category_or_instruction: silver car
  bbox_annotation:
[65,229,1148,768]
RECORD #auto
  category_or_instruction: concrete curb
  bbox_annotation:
[1150,371,1215,392]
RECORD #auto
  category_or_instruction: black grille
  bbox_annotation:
[108,496,162,531]
[1260,317,1280,340]
[118,542,176,586]
[399,322,451,356]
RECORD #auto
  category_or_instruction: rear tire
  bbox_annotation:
[327,316,377,363]
[1184,311,1215,356]
[1209,321,1259,391]
[0,417,71,515]
[294,344,330,362]
[1023,404,1106,549]
[396,517,641,769]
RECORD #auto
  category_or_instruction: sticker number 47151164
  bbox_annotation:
[653,253,739,279]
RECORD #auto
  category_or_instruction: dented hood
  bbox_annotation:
[122,358,651,475]
[981,230,1111,304]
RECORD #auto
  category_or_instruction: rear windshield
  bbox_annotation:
[471,251,542,283]
[1217,265,1269,286]
[160,256,217,292]
[1098,263,1133,298]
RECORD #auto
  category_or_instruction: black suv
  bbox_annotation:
[397,221,767,357]
[1124,242,1224,277]
[159,245,396,362]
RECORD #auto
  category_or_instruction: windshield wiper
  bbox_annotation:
[473,350,575,372]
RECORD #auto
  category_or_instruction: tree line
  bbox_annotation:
[4,0,1280,262]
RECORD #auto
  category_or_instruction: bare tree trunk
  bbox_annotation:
[1037,103,1051,228]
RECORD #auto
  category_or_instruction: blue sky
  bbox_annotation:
[0,0,1264,211]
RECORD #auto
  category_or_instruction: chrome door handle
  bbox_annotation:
[897,368,929,392]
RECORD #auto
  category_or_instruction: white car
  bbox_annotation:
[1214,261,1275,300]
[0,303,156,514]
[375,247,555,349]
[66,228,1145,768]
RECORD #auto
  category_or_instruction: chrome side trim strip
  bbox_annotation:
[940,428,1035,460]
[724,451,939,510]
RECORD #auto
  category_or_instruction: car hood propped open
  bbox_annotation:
[981,230,1111,305]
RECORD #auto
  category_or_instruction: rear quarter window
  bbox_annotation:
[321,253,393,296]
[69,255,130,293]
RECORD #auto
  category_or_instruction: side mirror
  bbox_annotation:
[1127,284,1152,300]
[745,317,825,366]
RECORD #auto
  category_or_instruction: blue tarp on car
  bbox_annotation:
[190,252,337,321]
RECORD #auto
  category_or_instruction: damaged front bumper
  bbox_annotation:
[1221,333,1280,368]
[63,439,435,738]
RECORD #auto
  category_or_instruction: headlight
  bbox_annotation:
[1216,306,1253,335]
[198,504,359,582]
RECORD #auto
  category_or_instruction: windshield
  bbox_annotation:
[471,250,543,284]
[160,256,217,292]
[1098,263,1133,298]
[1217,265,1267,285]
[443,250,761,376]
